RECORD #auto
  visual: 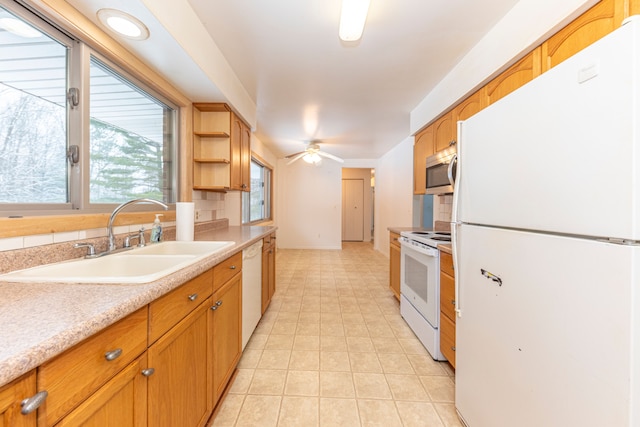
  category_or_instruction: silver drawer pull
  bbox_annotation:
[188,293,198,301]
[141,368,155,377]
[451,300,456,305]
[211,305,218,311]
[229,265,236,270]
[215,300,222,307]
[451,346,456,352]
[21,391,48,415]
[105,348,123,361]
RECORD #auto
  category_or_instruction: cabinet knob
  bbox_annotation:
[451,346,456,352]
[451,300,456,305]
[210,305,218,311]
[105,348,123,361]
[215,300,222,307]
[21,391,48,415]
[229,265,236,270]
[141,368,155,377]
[188,293,198,301]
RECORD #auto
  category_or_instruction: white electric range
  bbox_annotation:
[398,230,451,361]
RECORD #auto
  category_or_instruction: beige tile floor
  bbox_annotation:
[210,242,463,427]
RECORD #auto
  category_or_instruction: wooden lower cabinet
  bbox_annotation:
[0,371,36,427]
[148,298,213,427]
[211,274,242,403]
[56,355,148,427]
[389,232,401,300]
[439,251,456,368]
[261,233,276,313]
[37,308,148,427]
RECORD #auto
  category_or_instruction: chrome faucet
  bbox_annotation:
[107,198,168,252]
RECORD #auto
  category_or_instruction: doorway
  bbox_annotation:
[341,168,374,242]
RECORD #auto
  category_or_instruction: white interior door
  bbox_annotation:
[342,179,364,241]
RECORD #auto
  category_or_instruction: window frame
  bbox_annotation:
[242,153,273,225]
[0,0,180,217]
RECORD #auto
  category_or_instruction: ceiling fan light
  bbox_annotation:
[303,153,321,164]
[339,0,370,41]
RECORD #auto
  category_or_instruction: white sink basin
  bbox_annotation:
[0,240,236,284]
[130,240,235,256]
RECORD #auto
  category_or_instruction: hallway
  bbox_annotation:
[211,242,461,426]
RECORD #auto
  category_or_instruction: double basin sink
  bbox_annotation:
[0,241,235,284]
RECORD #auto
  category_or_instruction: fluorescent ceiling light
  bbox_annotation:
[0,17,42,38]
[339,0,370,41]
[97,9,149,40]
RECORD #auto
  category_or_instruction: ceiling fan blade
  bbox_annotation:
[285,150,306,159]
[286,152,307,165]
[317,150,344,163]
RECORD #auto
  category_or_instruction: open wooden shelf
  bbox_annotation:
[194,158,230,164]
[194,131,230,138]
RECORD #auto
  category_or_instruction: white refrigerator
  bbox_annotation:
[453,17,640,427]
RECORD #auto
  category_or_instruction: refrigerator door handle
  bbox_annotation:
[481,268,503,286]
[452,120,463,318]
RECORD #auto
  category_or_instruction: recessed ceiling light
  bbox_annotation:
[97,8,149,41]
[0,17,42,38]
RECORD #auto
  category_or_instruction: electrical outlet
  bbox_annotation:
[195,210,200,220]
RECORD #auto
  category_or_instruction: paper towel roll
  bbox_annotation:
[176,202,195,241]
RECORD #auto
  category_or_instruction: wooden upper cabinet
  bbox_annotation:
[453,87,486,122]
[631,0,640,15]
[413,125,434,195]
[230,113,251,192]
[433,110,456,152]
[486,47,542,106]
[541,0,626,71]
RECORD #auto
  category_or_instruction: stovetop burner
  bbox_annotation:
[400,230,452,246]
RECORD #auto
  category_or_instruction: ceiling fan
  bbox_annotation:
[285,141,344,165]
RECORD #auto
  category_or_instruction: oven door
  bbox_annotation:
[399,240,440,328]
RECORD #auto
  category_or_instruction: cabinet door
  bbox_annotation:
[56,355,148,427]
[389,239,401,301]
[433,111,455,152]
[261,244,271,314]
[413,126,434,195]
[241,122,251,192]
[631,0,640,15]
[268,241,276,304]
[453,88,486,123]
[229,114,243,191]
[541,0,625,71]
[0,371,36,427]
[148,300,212,427]
[486,47,542,106]
[211,274,242,403]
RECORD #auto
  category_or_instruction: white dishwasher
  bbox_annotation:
[242,239,263,349]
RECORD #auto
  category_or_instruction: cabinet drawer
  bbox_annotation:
[439,272,456,322]
[149,269,213,343]
[38,307,147,426]
[440,314,456,368]
[440,251,454,277]
[390,232,401,249]
[213,252,242,292]
[263,232,275,248]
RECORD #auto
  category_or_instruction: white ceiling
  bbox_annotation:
[65,0,521,160]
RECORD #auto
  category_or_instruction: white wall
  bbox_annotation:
[374,137,414,255]
[275,158,343,249]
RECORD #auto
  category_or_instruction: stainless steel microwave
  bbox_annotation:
[425,146,457,194]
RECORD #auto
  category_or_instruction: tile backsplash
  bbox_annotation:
[436,194,453,222]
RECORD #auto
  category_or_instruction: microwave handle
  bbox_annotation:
[447,154,457,186]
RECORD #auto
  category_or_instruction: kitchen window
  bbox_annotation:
[242,157,272,224]
[0,1,177,215]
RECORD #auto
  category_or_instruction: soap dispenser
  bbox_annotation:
[150,214,163,243]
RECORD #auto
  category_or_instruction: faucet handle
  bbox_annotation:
[138,227,146,247]
[74,242,96,258]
